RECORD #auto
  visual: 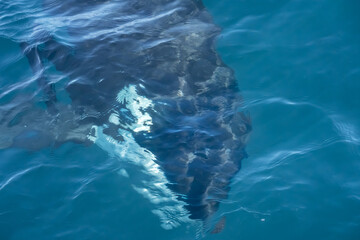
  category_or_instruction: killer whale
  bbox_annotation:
[2,0,251,232]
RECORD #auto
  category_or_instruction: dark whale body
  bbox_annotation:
[8,0,251,231]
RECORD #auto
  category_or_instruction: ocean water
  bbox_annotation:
[0,0,359,239]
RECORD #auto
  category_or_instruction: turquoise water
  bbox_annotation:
[0,0,360,239]
[205,0,360,239]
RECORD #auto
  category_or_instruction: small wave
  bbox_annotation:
[0,164,41,192]
[241,93,360,150]
[329,114,360,146]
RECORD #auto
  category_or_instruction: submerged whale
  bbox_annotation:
[1,0,251,232]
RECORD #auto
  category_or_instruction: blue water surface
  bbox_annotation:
[0,0,360,239]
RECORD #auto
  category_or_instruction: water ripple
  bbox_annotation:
[0,164,41,192]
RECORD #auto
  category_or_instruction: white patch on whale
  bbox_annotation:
[108,113,120,125]
[88,84,193,230]
[116,84,153,132]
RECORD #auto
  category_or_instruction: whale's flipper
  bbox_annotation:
[20,36,75,113]
[0,102,95,150]
[20,41,57,112]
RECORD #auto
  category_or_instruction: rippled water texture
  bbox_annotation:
[1,0,360,239]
